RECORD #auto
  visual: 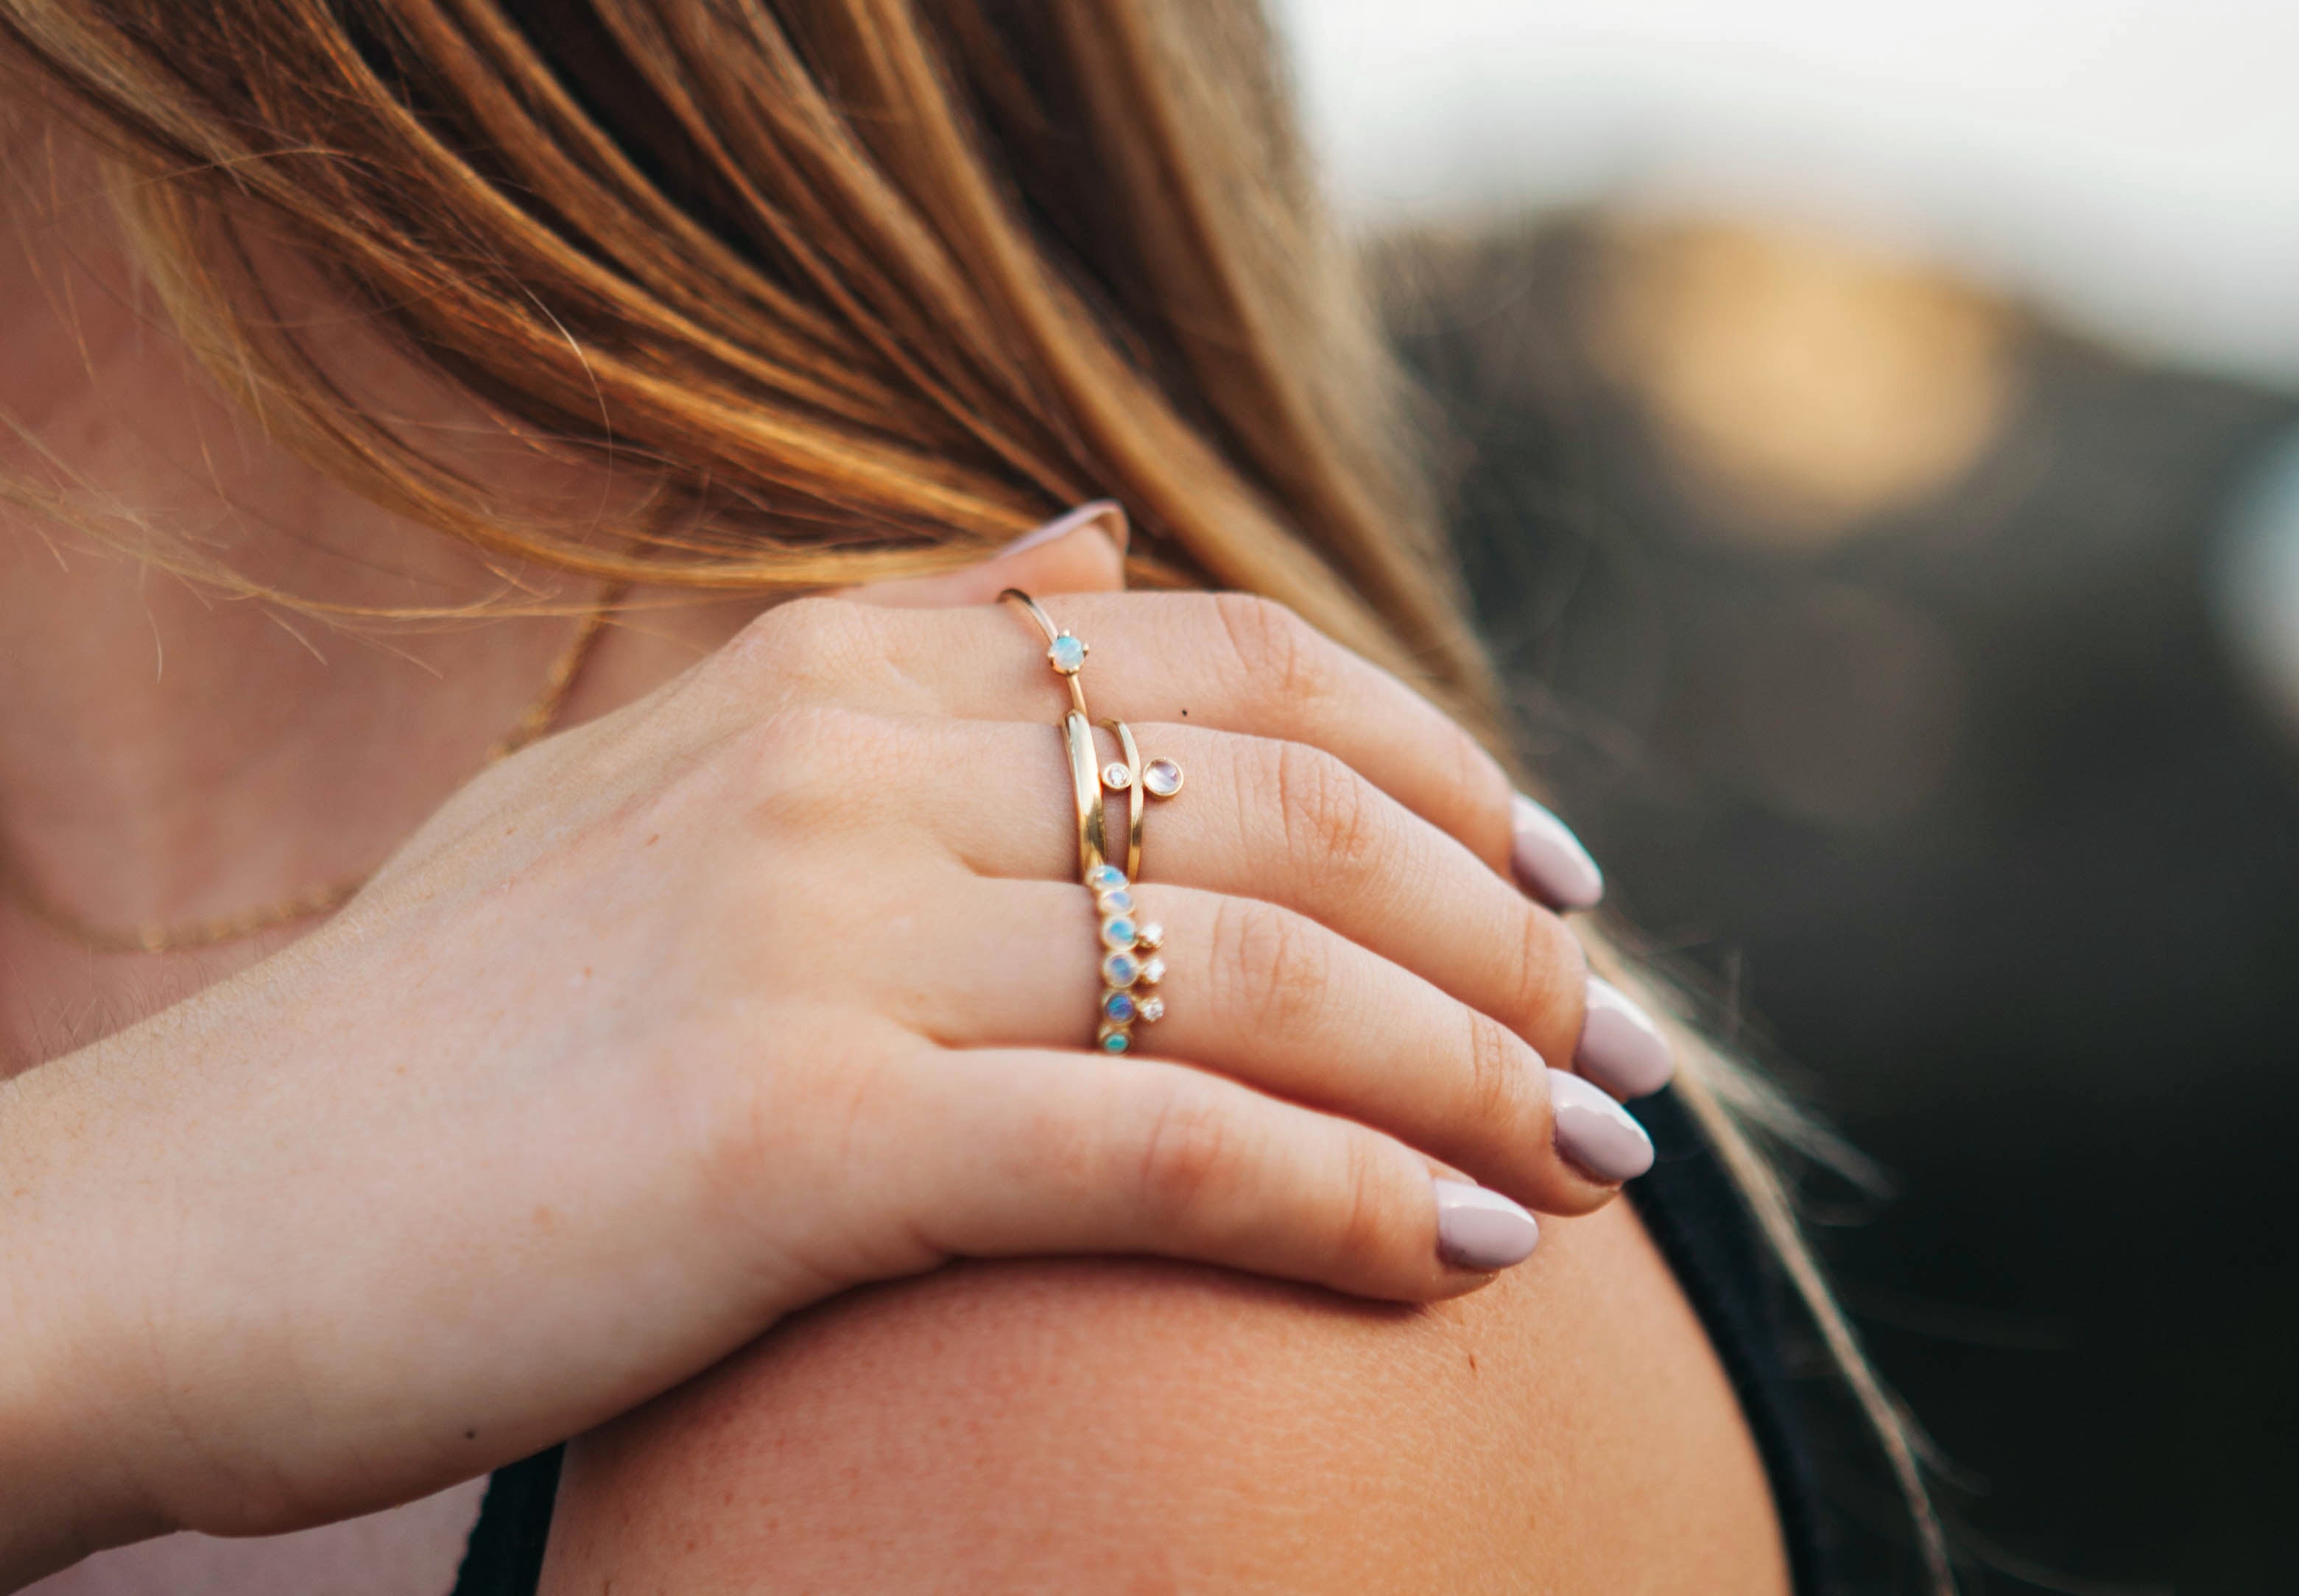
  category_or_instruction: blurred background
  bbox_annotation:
[1274,3,2299,1592]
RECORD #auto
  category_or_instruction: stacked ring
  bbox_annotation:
[999,587,1091,716]
[1091,718,1183,881]
[1083,860,1166,1053]
[1002,585,1183,1055]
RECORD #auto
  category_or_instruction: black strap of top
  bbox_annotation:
[451,1085,1840,1595]
[1626,1086,1839,1593]
[450,1444,562,1596]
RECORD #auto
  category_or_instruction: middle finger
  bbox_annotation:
[890,716,1592,1083]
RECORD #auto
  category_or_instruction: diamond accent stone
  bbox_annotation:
[1102,762,1133,790]
[1101,917,1138,949]
[1102,950,1141,987]
[1137,995,1165,1023]
[1138,955,1166,986]
[1047,633,1087,674]
[1142,758,1183,798]
[1133,921,1163,951]
[1085,864,1128,894]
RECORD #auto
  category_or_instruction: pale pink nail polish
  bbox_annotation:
[1433,1179,1541,1270]
[1576,976,1675,1100]
[1510,793,1603,910]
[1549,1068,1654,1184]
[996,499,1125,558]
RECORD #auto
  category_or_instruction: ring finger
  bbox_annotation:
[852,714,1669,1100]
[890,876,1651,1215]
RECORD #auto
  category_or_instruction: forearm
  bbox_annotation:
[0,1061,168,1590]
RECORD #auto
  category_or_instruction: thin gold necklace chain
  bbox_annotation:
[0,590,624,956]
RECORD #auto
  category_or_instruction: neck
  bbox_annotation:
[0,132,756,1051]
[0,160,577,938]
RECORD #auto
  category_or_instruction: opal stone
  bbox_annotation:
[1102,1031,1130,1053]
[1104,991,1137,1023]
[1048,634,1087,674]
[1102,950,1141,987]
[1142,758,1183,797]
[1085,864,1128,894]
[1102,917,1138,948]
[1096,889,1134,916]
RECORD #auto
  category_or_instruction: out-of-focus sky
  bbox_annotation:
[1276,0,2299,386]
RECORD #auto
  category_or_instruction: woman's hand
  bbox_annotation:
[0,512,1661,1585]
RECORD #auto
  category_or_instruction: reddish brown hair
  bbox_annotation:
[0,1,1944,1583]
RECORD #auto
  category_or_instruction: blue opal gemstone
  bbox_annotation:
[1085,864,1127,894]
[1049,634,1086,674]
[1102,950,1140,987]
[1102,917,1137,947]
[1103,991,1137,1023]
[1102,1031,1130,1053]
[1096,889,1134,915]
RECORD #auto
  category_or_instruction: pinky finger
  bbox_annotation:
[879,1046,1541,1303]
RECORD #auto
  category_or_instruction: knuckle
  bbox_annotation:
[696,1022,888,1215]
[734,704,899,830]
[718,594,884,693]
[1507,906,1589,1039]
[1446,725,1516,842]
[1328,1131,1395,1274]
[1461,1007,1538,1136]
[1272,740,1382,876]
[1211,897,1331,1036]
[1212,591,1334,707]
[1131,1080,1237,1225]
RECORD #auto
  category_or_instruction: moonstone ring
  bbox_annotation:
[1094,717,1182,883]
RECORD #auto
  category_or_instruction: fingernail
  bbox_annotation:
[1433,1179,1541,1271]
[996,500,1127,558]
[1510,793,1603,910]
[1576,976,1675,1100]
[1548,1068,1654,1184]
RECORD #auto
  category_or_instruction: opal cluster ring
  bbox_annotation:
[1059,717,1163,1053]
[1082,861,1166,1053]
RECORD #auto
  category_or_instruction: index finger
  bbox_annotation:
[879,590,1594,904]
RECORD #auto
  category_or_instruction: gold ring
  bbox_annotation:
[1001,588,1091,716]
[1063,710,1113,881]
[1066,721,1165,1053]
[1094,718,1185,883]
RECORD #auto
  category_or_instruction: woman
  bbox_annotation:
[0,2,1934,1592]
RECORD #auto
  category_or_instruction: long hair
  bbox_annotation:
[0,0,1945,1583]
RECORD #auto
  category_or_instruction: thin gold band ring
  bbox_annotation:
[999,587,1091,717]
[1063,709,1113,881]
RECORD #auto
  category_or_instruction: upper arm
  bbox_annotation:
[539,1201,1791,1595]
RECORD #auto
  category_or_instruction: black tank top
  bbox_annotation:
[449,1085,1841,1594]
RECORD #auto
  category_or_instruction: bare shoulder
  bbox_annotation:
[541,1201,1791,1595]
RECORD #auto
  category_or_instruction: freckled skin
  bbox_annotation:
[543,1201,1791,1595]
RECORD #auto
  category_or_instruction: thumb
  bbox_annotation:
[846,501,1129,609]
